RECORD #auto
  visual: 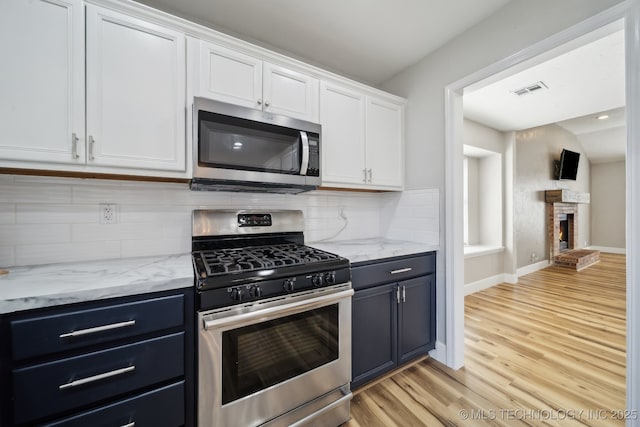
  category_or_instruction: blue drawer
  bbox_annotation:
[11,294,184,360]
[351,252,435,290]
[42,381,185,427]
[12,332,184,425]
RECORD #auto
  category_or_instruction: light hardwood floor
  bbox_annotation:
[345,253,626,426]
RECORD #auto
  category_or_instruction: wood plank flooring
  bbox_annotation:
[345,253,626,426]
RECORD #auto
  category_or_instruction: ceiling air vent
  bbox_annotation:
[512,81,548,96]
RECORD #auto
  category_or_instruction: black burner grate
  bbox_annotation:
[197,244,338,277]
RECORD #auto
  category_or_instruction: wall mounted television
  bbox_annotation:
[555,148,580,180]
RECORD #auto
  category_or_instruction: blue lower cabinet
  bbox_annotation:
[42,381,185,427]
[351,252,436,390]
[1,288,194,427]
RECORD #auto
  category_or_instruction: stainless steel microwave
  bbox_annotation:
[191,97,321,193]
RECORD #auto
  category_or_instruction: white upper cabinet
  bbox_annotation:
[0,0,85,165]
[197,41,319,122]
[86,5,186,172]
[320,82,366,185]
[365,97,403,188]
[320,81,404,190]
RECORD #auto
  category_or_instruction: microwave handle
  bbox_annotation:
[300,131,310,176]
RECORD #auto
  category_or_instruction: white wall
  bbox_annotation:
[0,175,439,268]
[515,124,591,268]
[380,0,623,346]
[590,160,626,249]
[465,157,480,244]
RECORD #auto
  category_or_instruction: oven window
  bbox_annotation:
[199,111,302,174]
[221,304,339,404]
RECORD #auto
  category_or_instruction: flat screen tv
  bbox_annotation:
[557,148,580,180]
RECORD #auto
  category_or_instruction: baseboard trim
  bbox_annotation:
[464,274,510,295]
[517,259,551,277]
[586,245,626,254]
[428,340,446,364]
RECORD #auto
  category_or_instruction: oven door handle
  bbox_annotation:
[203,288,354,331]
[288,390,353,427]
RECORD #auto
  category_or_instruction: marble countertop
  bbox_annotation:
[308,238,438,264]
[0,239,437,314]
[0,254,194,314]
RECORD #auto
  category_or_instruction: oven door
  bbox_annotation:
[198,285,353,427]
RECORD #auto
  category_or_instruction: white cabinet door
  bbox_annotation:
[0,0,84,165]
[86,6,186,172]
[198,42,262,110]
[365,97,403,189]
[320,82,366,185]
[263,63,319,122]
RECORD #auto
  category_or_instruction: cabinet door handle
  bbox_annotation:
[257,99,262,105]
[71,133,80,159]
[120,423,135,427]
[390,267,412,275]
[59,365,135,390]
[265,100,270,107]
[88,135,95,160]
[402,285,406,303]
[59,320,136,338]
[363,169,367,183]
[367,168,372,182]
[396,286,401,304]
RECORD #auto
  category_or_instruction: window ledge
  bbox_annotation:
[464,245,504,259]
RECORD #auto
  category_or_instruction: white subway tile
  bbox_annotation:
[0,182,72,204]
[0,204,15,224]
[121,238,190,258]
[16,204,98,224]
[72,222,159,242]
[163,187,233,206]
[72,184,165,205]
[119,205,191,224]
[0,246,15,267]
[0,224,71,245]
[14,241,121,266]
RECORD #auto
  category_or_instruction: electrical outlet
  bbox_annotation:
[100,203,117,224]
[530,252,538,262]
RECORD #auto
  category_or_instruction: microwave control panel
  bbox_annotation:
[307,137,320,177]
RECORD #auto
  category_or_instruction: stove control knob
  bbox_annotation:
[230,288,244,301]
[283,279,295,292]
[324,272,336,285]
[312,274,323,287]
[250,285,263,298]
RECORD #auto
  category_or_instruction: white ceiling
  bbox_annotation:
[136,0,513,85]
[463,26,626,162]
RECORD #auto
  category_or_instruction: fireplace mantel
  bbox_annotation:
[545,189,590,204]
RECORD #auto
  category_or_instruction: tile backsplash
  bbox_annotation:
[0,175,439,267]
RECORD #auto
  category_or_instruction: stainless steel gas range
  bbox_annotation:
[191,210,353,427]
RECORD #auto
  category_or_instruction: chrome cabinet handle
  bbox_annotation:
[88,135,95,160]
[71,133,80,159]
[402,285,406,303]
[367,168,372,182]
[59,320,136,338]
[59,365,135,390]
[390,267,412,275]
[264,100,270,107]
[257,99,262,105]
[396,286,401,304]
[120,423,135,427]
[363,169,367,182]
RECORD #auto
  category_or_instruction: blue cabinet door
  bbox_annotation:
[351,283,397,389]
[398,275,435,365]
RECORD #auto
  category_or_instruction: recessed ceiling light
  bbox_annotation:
[596,114,609,120]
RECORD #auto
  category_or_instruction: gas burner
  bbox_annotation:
[197,244,340,277]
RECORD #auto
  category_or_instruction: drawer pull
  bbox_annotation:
[402,285,406,303]
[59,365,135,390]
[59,320,136,338]
[390,267,412,275]
[120,423,135,427]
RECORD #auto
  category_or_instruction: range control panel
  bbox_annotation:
[238,213,272,227]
